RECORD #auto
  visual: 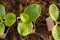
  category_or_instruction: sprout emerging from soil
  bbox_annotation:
[49,4,60,40]
[0,5,16,36]
[17,4,41,36]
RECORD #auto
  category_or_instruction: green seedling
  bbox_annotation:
[17,4,41,36]
[20,13,29,22]
[0,5,16,36]
[49,4,60,40]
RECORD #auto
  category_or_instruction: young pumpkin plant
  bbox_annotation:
[0,5,16,36]
[49,4,60,40]
[17,4,41,36]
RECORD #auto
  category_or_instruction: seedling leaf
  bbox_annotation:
[0,5,6,19]
[17,21,33,36]
[52,25,60,40]
[49,4,59,21]
[0,23,5,36]
[24,4,41,22]
[0,19,3,23]
[20,13,29,22]
[4,13,16,26]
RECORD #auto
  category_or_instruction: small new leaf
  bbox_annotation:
[4,13,16,26]
[20,13,29,22]
[52,25,60,40]
[49,4,59,21]
[17,21,33,36]
[0,19,3,23]
[24,4,41,22]
[0,23,5,36]
[0,5,6,19]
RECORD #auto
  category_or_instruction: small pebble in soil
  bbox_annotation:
[46,17,54,31]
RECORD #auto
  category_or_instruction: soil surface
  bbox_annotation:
[0,0,60,40]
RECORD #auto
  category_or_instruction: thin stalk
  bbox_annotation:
[56,22,60,24]
[58,22,60,24]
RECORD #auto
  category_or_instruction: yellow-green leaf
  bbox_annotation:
[52,25,60,40]
[0,5,6,19]
[49,4,59,21]
[24,4,41,22]
[4,13,16,26]
[17,21,33,36]
[20,13,29,22]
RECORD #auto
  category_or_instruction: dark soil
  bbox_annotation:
[0,0,60,40]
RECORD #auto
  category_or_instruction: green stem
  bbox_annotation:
[57,22,60,24]
[55,21,58,24]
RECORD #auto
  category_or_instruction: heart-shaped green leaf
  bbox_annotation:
[49,4,59,21]
[0,23,5,36]
[24,4,41,22]
[52,25,60,40]
[20,13,29,22]
[4,13,16,26]
[0,5,6,19]
[17,21,33,36]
